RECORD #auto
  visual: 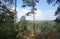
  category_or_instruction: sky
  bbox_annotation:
[16,0,58,21]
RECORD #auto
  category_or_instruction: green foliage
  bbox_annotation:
[17,20,60,39]
[22,0,39,15]
[17,16,28,39]
[54,7,60,21]
[0,2,17,39]
[47,0,60,6]
[0,5,14,27]
[0,0,14,6]
[22,0,39,7]
[55,7,60,16]
[0,21,17,39]
[47,0,60,21]
[33,21,60,39]
[26,12,31,16]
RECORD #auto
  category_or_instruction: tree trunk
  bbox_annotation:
[33,13,35,36]
[14,0,17,30]
[32,0,36,38]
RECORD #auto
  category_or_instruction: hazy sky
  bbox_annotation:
[16,0,58,21]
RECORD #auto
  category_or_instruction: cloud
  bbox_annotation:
[46,10,52,13]
[35,9,43,20]
[17,8,29,20]
[17,8,43,21]
[17,8,57,21]
[26,9,43,20]
[44,10,57,20]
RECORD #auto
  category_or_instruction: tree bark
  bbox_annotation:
[32,0,36,38]
[14,0,17,30]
